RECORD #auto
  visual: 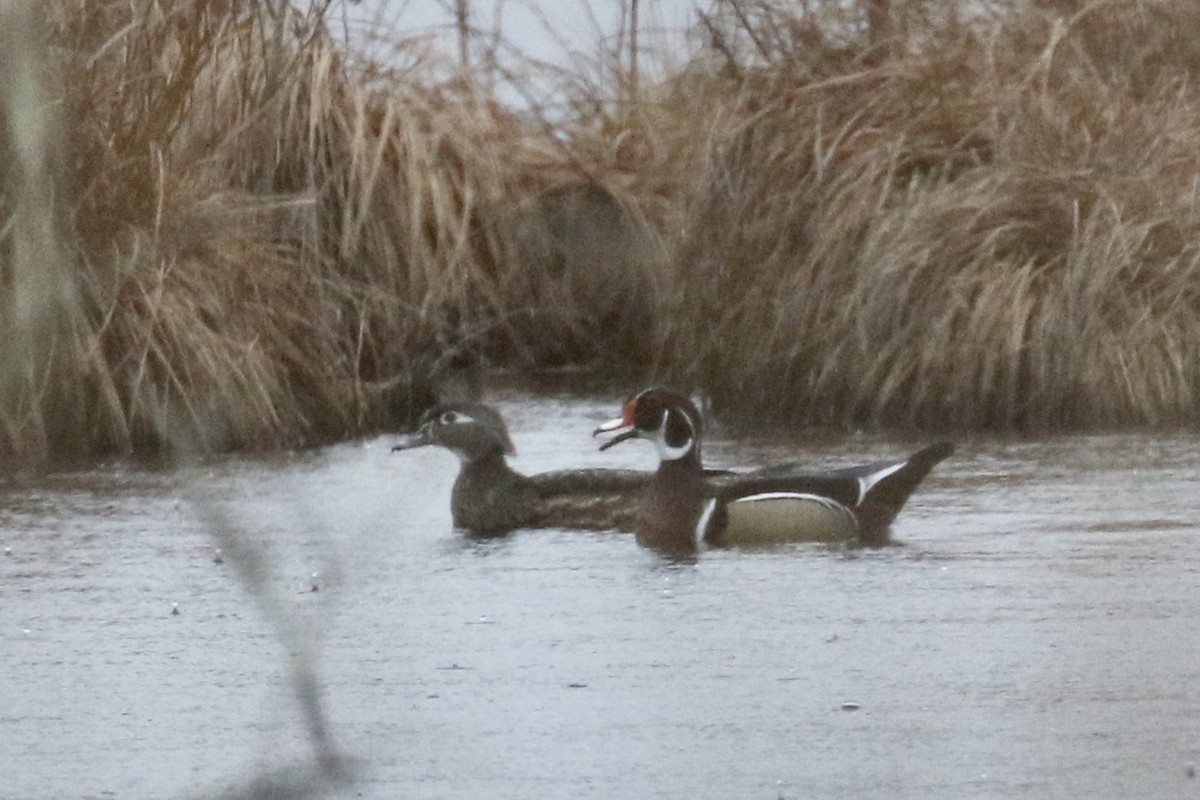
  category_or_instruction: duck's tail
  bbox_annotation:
[855,441,955,545]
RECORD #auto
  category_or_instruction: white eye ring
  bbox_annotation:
[439,411,458,425]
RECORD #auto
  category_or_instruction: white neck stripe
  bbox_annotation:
[655,409,695,462]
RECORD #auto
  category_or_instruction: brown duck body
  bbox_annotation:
[449,451,646,534]
[395,402,649,535]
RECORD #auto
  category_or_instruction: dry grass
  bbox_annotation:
[661,0,1200,430]
[5,0,1200,467]
[0,0,659,465]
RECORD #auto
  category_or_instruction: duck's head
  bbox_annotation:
[594,388,703,464]
[392,403,516,462]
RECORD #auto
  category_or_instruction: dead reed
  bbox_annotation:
[661,0,1200,430]
[0,0,661,465]
[5,0,1200,467]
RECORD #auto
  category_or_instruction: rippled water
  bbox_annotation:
[3,389,1200,799]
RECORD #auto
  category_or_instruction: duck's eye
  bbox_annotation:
[439,411,458,425]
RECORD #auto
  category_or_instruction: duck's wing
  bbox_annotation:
[737,442,953,502]
[526,468,650,532]
[707,472,863,508]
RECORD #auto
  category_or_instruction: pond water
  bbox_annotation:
[3,388,1200,799]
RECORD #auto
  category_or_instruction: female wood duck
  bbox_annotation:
[392,402,650,535]
[594,388,953,553]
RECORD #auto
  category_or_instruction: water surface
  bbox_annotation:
[3,390,1199,799]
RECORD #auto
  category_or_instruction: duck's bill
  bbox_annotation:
[391,429,434,452]
[594,416,638,451]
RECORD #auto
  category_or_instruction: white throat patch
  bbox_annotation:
[655,409,695,462]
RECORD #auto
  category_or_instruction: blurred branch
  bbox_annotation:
[629,0,640,100]
[191,496,352,794]
[867,0,892,61]
[0,0,83,462]
[455,0,469,71]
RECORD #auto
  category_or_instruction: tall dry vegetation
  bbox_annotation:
[2,1,363,462]
[0,0,660,465]
[4,0,1200,467]
[663,0,1200,430]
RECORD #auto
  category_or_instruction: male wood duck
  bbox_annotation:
[594,388,953,553]
[392,402,650,535]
